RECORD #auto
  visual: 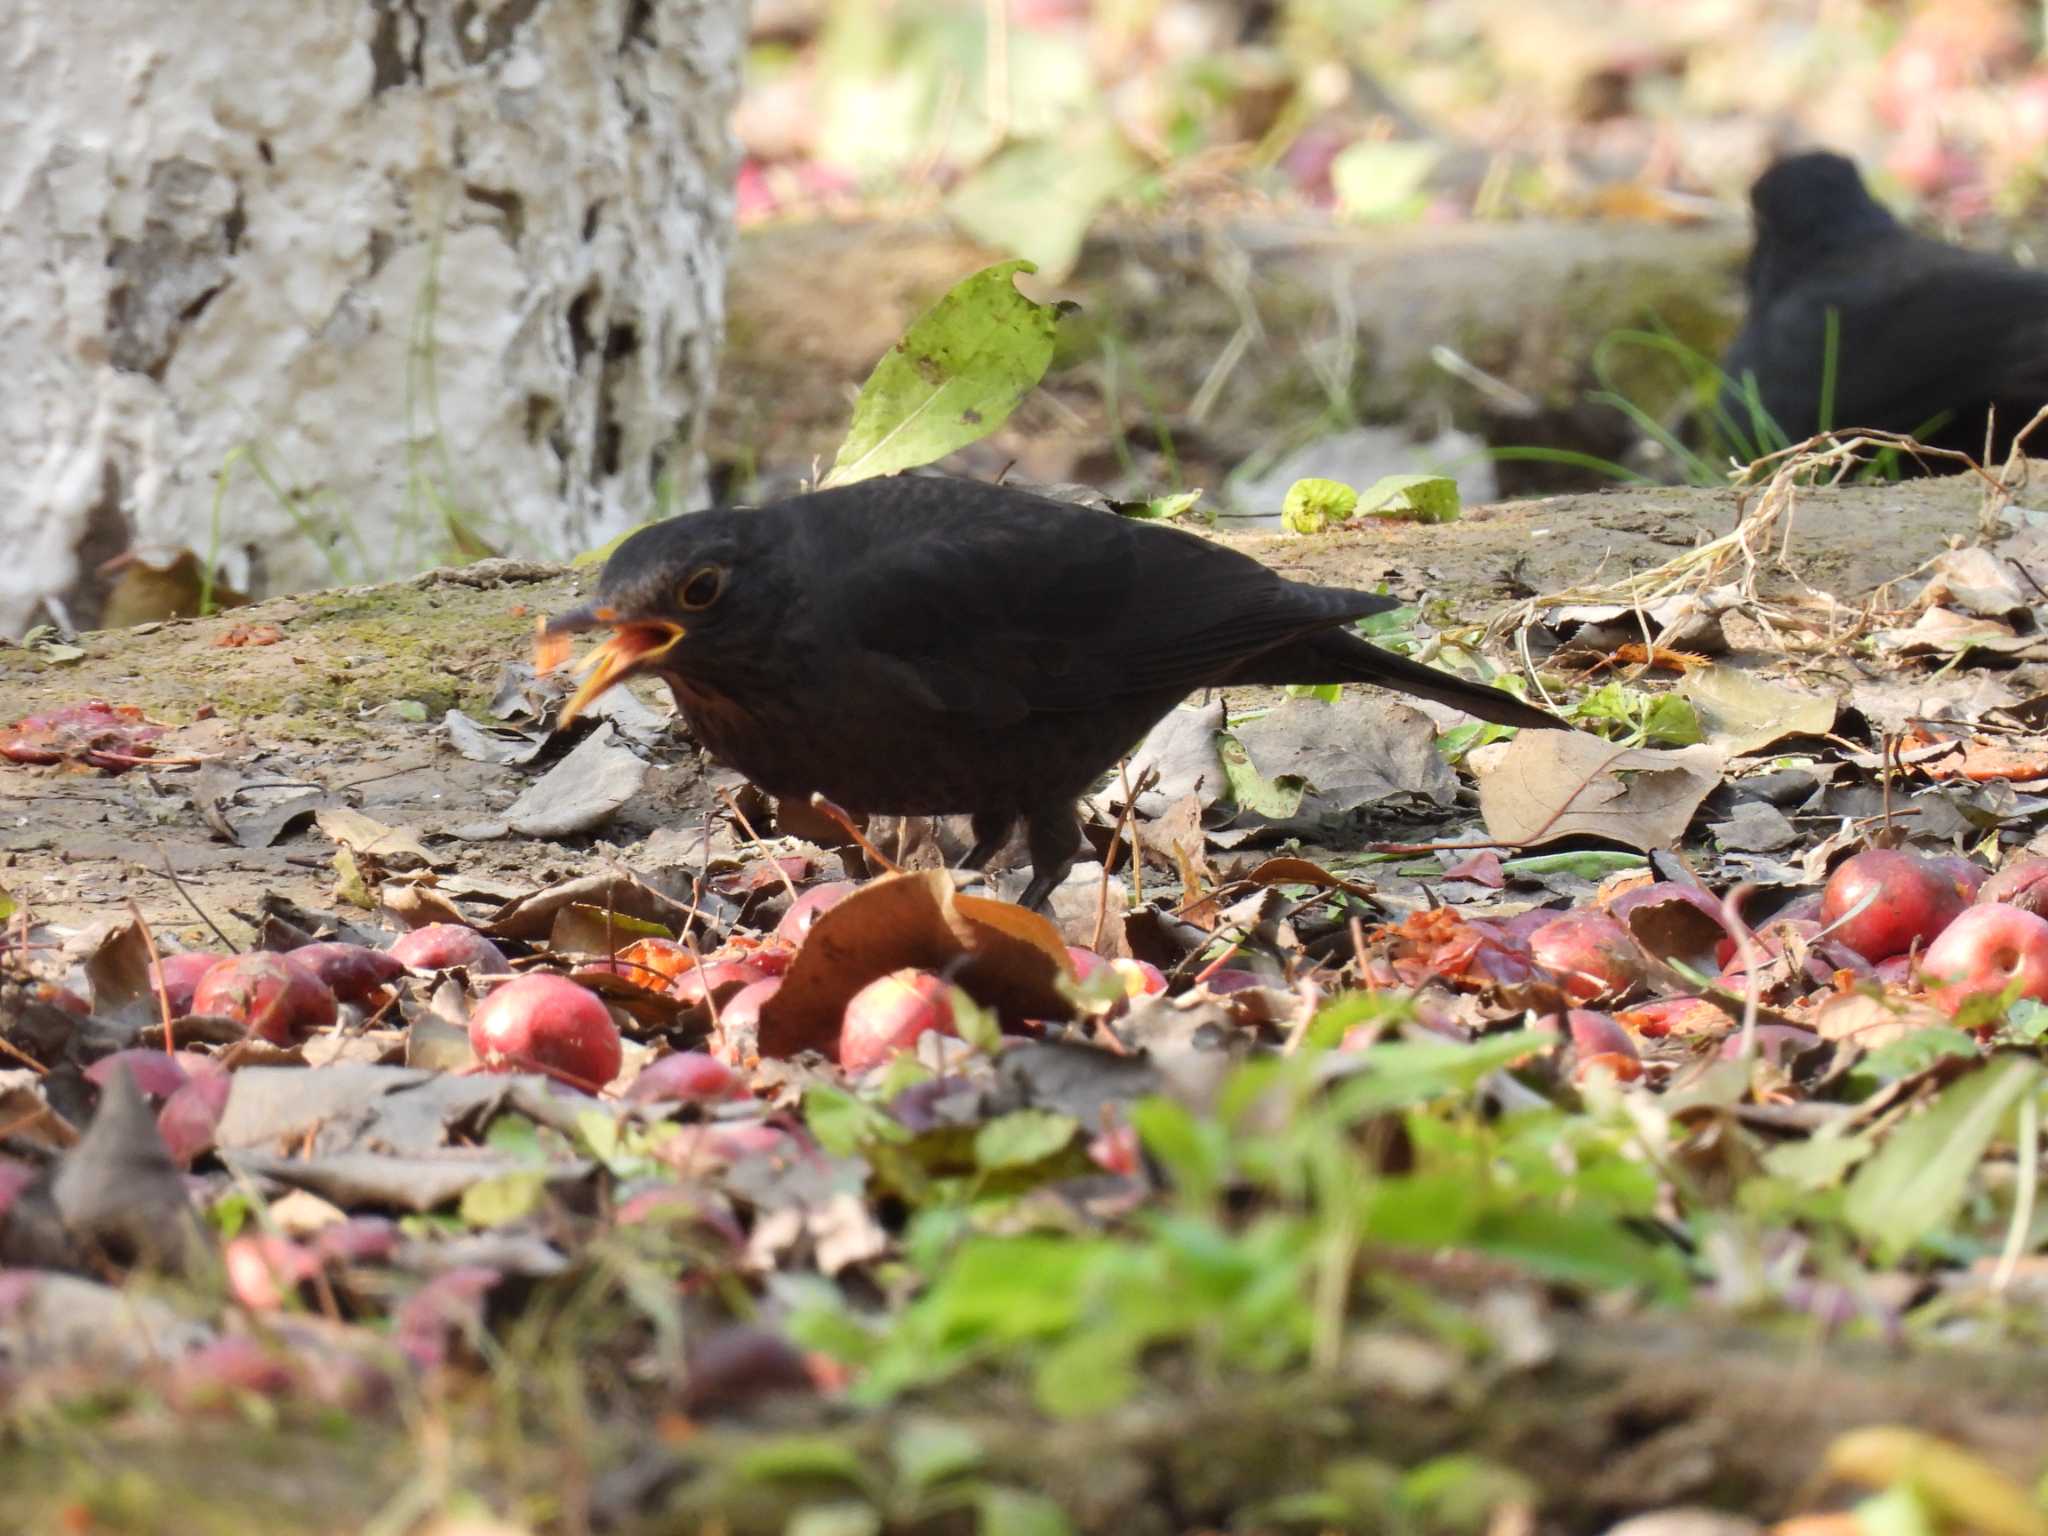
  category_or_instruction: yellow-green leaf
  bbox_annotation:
[823,261,1072,489]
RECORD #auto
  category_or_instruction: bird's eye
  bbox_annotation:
[677,565,726,611]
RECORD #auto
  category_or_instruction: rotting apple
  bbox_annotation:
[1819,848,1965,962]
[1980,858,2048,916]
[1557,1008,1643,1082]
[838,968,958,1072]
[467,973,623,1091]
[192,953,338,1044]
[1527,910,1643,1003]
[288,942,407,1004]
[1918,903,2048,1013]
[390,924,509,975]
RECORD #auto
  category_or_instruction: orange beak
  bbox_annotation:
[536,606,685,725]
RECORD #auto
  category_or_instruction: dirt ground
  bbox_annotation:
[0,472,1991,940]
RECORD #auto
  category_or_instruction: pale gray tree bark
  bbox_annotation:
[0,0,742,636]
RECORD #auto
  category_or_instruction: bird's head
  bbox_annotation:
[1746,151,1896,279]
[539,511,789,724]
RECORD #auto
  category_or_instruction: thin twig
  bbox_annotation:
[715,789,802,907]
[807,793,900,879]
[128,899,177,1057]
[151,842,240,953]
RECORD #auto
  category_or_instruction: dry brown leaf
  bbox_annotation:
[755,871,1074,1060]
[1475,734,1723,852]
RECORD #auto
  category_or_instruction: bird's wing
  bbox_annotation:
[808,480,1398,716]
[1748,238,2048,439]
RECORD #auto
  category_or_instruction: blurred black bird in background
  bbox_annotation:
[1719,150,2048,464]
[545,476,1563,910]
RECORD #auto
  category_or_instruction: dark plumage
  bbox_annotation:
[1720,151,2048,462]
[545,476,1561,908]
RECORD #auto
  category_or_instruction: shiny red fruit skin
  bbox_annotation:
[838,969,957,1072]
[467,974,622,1090]
[1919,904,2048,1014]
[192,953,338,1043]
[390,924,509,974]
[775,882,859,944]
[149,952,219,1016]
[1819,849,1965,963]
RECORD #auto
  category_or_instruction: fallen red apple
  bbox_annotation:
[1927,855,1987,903]
[467,973,622,1090]
[224,1234,321,1311]
[192,953,338,1044]
[390,923,509,975]
[838,968,957,1072]
[84,1049,194,1099]
[1919,903,2048,1013]
[1527,910,1642,1003]
[288,941,407,1003]
[627,1050,747,1104]
[1819,848,1965,962]
[1980,858,2048,916]
[717,976,781,1037]
[1558,1008,1643,1082]
[775,881,858,943]
[148,952,219,1016]
[157,1067,232,1164]
[670,959,768,1010]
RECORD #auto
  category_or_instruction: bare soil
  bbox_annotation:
[0,475,1987,940]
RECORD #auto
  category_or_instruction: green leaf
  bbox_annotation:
[1326,1030,1551,1120]
[787,1503,882,1536]
[1638,693,1704,747]
[458,1170,547,1228]
[1217,733,1305,817]
[736,1435,871,1488]
[1357,473,1460,524]
[974,1109,1080,1170]
[1033,1331,1139,1417]
[1285,683,1344,704]
[1281,476,1360,534]
[1469,1206,1686,1298]
[1130,1098,1230,1201]
[1761,1131,1873,1192]
[0,885,15,922]
[573,518,658,569]
[1845,1057,2043,1260]
[1497,851,1647,880]
[977,1486,1075,1536]
[1331,140,1440,223]
[806,1085,912,1157]
[823,260,1072,488]
[1114,489,1203,521]
[949,985,1004,1054]
[892,1419,985,1494]
[946,126,1142,282]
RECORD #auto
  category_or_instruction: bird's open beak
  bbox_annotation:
[536,605,685,725]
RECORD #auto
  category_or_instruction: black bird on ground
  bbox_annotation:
[544,476,1563,909]
[1720,150,2048,463]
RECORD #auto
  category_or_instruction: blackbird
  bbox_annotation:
[1720,151,2048,462]
[544,476,1562,909]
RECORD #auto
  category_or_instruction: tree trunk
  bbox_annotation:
[0,0,742,637]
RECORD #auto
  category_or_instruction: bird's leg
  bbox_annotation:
[960,811,1015,871]
[1015,801,1084,912]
